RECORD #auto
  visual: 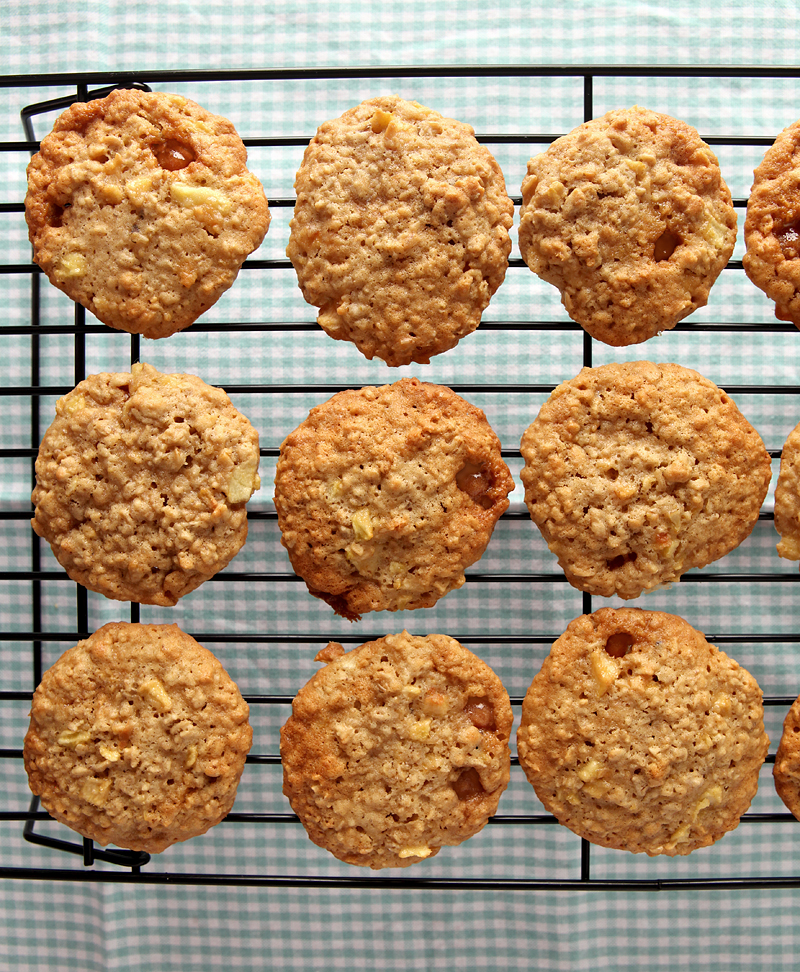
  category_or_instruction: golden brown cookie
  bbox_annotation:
[518,106,737,346]
[773,695,800,819]
[32,362,261,606]
[24,622,252,853]
[25,88,270,338]
[273,377,513,620]
[774,420,800,565]
[519,361,771,599]
[281,630,513,869]
[517,608,769,856]
[743,119,800,327]
[286,95,514,366]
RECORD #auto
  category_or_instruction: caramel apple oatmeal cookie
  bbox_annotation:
[519,361,770,599]
[744,119,800,327]
[24,622,252,853]
[773,694,800,820]
[273,377,513,621]
[518,106,737,346]
[774,419,800,566]
[32,362,261,606]
[286,95,514,366]
[25,87,270,338]
[281,631,512,869]
[517,608,769,856]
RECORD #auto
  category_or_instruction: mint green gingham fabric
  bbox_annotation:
[4,2,800,970]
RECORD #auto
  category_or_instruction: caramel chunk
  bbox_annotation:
[453,767,486,801]
[775,220,800,260]
[605,632,634,658]
[463,696,497,731]
[153,138,197,171]
[608,552,638,570]
[456,461,495,509]
[654,228,681,261]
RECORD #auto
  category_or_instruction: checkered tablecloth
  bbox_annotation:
[3,2,800,969]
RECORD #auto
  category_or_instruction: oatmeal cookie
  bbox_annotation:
[742,121,800,328]
[518,106,737,346]
[774,420,800,565]
[773,694,800,819]
[24,622,252,853]
[273,377,513,620]
[517,608,769,856]
[32,362,261,606]
[25,87,270,339]
[281,630,512,869]
[519,361,771,599]
[743,119,800,327]
[286,95,514,366]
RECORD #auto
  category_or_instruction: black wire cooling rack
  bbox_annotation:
[3,65,800,891]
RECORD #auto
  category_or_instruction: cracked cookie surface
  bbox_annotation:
[518,106,737,346]
[273,377,513,620]
[286,95,513,366]
[519,361,770,599]
[517,608,768,856]
[744,119,800,328]
[25,88,270,338]
[281,630,512,869]
[24,622,252,853]
[32,362,261,606]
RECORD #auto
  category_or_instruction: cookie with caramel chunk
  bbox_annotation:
[518,106,737,346]
[25,87,270,338]
[743,119,800,327]
[286,95,513,366]
[517,608,768,856]
[24,622,252,853]
[281,630,512,869]
[273,377,513,620]
[519,361,770,599]
[32,362,261,605]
